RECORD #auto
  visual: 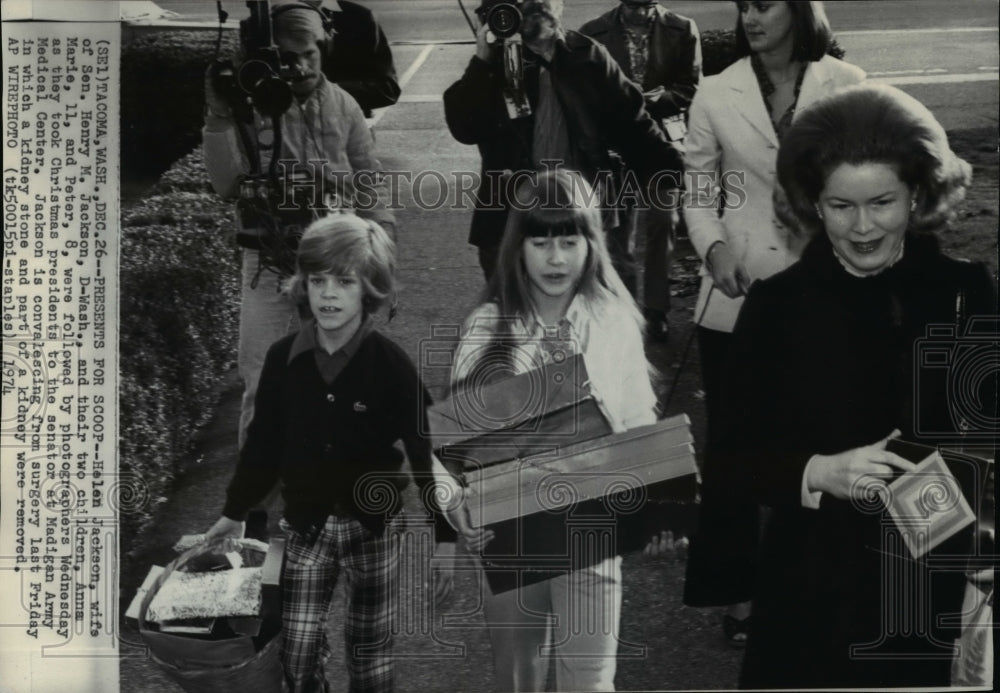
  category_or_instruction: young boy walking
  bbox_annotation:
[206,215,466,693]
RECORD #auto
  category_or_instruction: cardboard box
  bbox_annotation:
[470,415,699,593]
[430,354,613,468]
[465,415,695,527]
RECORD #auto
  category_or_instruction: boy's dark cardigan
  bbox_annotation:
[223,328,456,542]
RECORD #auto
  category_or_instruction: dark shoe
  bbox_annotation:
[645,310,670,343]
[723,614,750,648]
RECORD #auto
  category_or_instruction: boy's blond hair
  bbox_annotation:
[286,214,397,317]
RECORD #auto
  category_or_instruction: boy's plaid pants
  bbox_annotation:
[280,514,399,693]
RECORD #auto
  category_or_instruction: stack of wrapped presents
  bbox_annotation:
[430,355,698,590]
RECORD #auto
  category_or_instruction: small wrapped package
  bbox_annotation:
[883,439,989,559]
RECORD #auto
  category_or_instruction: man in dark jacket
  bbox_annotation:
[305,0,401,116]
[580,0,702,341]
[444,0,684,283]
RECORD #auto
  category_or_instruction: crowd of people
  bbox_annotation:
[195,1,995,691]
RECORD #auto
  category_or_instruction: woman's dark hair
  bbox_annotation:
[775,83,972,238]
[734,1,833,62]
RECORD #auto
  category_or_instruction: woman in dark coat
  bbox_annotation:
[681,1,864,646]
[722,83,997,688]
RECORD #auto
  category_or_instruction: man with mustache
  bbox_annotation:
[580,0,702,342]
[302,0,401,117]
[203,0,395,449]
[445,0,684,287]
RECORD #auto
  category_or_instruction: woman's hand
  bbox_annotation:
[643,85,666,111]
[706,242,752,299]
[806,430,916,501]
[204,516,245,541]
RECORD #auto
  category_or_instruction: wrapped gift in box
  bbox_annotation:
[882,439,990,560]
[134,537,285,672]
[429,354,613,469]
[465,414,694,527]
[464,415,700,593]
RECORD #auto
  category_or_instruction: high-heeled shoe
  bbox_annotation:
[644,309,670,343]
[723,613,750,648]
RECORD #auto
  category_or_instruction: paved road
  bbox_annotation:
[162,0,1000,36]
[150,1,999,130]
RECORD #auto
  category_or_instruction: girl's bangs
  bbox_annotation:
[520,211,582,238]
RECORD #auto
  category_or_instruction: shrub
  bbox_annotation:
[119,150,240,541]
[122,29,237,183]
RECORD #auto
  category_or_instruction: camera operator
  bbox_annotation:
[444,0,684,283]
[580,0,702,342]
[203,0,396,447]
[302,0,401,117]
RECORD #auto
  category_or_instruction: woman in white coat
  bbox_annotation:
[681,0,864,645]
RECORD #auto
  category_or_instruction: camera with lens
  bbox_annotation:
[476,0,524,39]
[210,1,298,118]
[471,0,532,118]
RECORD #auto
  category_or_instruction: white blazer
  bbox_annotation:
[683,55,866,332]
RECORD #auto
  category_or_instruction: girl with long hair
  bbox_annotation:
[450,169,660,691]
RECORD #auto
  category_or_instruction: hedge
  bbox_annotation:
[122,29,237,183]
[119,147,240,542]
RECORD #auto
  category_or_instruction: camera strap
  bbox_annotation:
[456,0,478,37]
[214,2,229,55]
[660,284,715,416]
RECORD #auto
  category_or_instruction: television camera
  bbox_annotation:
[476,0,524,39]
[210,0,325,118]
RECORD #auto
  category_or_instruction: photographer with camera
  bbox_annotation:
[444,0,684,284]
[580,0,702,342]
[203,0,396,448]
